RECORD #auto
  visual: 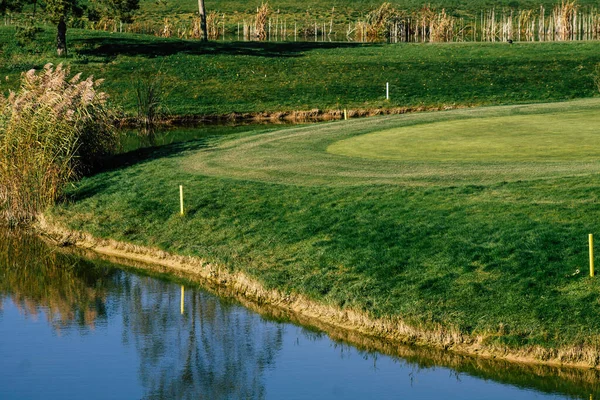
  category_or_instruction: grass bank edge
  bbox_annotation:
[45,99,600,367]
[36,214,600,370]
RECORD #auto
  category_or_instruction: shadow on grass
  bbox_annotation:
[73,36,372,60]
[103,138,210,172]
[67,138,210,202]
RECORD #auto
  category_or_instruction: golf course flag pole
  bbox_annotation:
[590,234,595,277]
[180,185,184,216]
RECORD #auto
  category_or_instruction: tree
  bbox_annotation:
[44,0,139,56]
[91,0,140,24]
[198,0,207,41]
[0,0,23,15]
[45,0,79,56]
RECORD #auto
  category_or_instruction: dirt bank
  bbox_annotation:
[119,104,470,127]
[37,215,600,372]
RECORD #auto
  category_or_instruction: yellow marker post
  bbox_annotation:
[179,185,184,216]
[590,234,595,277]
[344,109,348,121]
[180,285,185,315]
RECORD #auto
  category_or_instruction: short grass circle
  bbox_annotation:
[184,100,600,186]
[326,110,600,162]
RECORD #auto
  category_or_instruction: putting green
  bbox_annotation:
[327,111,600,162]
[183,99,600,186]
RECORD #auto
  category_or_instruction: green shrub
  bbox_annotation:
[14,23,42,47]
[0,63,118,224]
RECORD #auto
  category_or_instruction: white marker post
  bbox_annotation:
[386,82,389,100]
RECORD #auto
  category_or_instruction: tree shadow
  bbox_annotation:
[100,137,212,173]
[73,36,373,60]
[66,138,212,202]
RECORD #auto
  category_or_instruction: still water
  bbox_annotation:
[0,232,598,400]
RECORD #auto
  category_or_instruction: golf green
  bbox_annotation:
[327,111,600,162]
[184,99,600,186]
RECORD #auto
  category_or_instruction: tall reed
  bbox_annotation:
[206,11,220,39]
[255,2,270,40]
[134,72,165,139]
[0,64,118,224]
[364,2,400,41]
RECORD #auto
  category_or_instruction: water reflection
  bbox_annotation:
[0,230,599,400]
[0,231,113,332]
[0,230,282,399]
[118,275,283,400]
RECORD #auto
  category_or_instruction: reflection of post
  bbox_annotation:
[181,286,185,315]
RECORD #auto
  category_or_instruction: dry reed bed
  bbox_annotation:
[37,214,600,370]
[0,64,117,225]
[80,1,600,43]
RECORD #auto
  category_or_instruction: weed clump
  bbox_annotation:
[0,63,118,224]
[14,22,43,47]
[255,2,270,40]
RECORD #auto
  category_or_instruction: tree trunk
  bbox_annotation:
[198,0,207,41]
[57,16,67,57]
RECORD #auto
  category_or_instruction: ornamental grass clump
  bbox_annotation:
[0,63,118,225]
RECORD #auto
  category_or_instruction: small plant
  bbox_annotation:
[206,11,220,40]
[0,63,118,224]
[134,72,166,138]
[14,22,43,47]
[255,2,270,40]
[595,64,600,93]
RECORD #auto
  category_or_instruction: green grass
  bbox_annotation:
[49,98,600,351]
[328,109,600,162]
[1,27,600,116]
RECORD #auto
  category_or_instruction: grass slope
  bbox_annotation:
[50,98,600,352]
[1,27,600,116]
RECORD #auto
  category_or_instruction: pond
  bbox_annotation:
[1,230,599,400]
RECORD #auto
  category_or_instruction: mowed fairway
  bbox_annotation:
[184,98,600,185]
[51,98,600,355]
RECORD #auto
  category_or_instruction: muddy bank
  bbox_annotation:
[37,215,600,372]
[119,104,470,127]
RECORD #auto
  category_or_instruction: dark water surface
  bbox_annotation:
[1,231,598,400]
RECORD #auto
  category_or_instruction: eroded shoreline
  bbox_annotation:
[36,215,600,373]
